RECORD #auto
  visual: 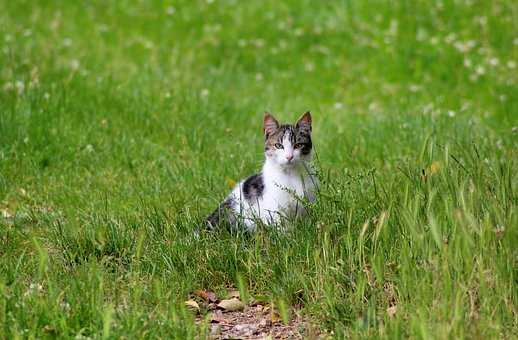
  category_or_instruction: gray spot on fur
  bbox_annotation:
[242,173,264,201]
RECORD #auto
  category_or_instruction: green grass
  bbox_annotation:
[1,0,517,338]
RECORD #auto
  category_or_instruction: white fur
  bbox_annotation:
[227,132,317,231]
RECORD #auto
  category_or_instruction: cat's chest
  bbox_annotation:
[263,173,313,206]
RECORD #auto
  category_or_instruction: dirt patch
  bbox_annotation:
[201,305,318,339]
[190,289,322,339]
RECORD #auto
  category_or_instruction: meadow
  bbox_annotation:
[1,0,517,338]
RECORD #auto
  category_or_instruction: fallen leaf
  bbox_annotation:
[42,325,55,333]
[271,311,282,324]
[185,299,200,313]
[225,177,236,188]
[428,161,442,175]
[194,289,218,303]
[387,305,397,318]
[217,298,245,312]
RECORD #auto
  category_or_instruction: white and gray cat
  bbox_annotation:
[206,111,318,231]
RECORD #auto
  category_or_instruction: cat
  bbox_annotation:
[206,111,318,231]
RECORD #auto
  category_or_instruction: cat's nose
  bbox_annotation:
[286,154,294,161]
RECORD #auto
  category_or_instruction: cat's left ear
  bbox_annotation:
[296,111,312,132]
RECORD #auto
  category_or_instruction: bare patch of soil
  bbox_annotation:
[190,289,322,339]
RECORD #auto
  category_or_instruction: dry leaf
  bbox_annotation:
[387,305,397,318]
[271,311,282,324]
[194,289,218,303]
[217,298,245,312]
[225,177,236,188]
[185,299,200,313]
[428,161,442,175]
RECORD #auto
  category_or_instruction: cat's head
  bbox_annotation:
[263,111,313,167]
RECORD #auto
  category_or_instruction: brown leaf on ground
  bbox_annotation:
[185,299,200,313]
[195,289,219,303]
[271,311,283,324]
[217,298,245,312]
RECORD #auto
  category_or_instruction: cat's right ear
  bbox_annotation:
[263,112,279,137]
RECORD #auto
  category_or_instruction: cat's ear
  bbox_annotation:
[296,111,312,132]
[263,112,279,137]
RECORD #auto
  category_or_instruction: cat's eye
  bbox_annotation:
[294,143,303,149]
[274,143,284,149]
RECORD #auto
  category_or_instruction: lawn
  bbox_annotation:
[1,0,517,338]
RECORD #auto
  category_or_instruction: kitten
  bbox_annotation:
[206,111,318,231]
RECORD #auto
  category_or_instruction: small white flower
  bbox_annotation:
[165,6,175,15]
[15,81,24,95]
[143,40,153,49]
[507,60,516,69]
[70,59,80,70]
[409,84,420,93]
[388,19,398,35]
[60,301,71,311]
[304,62,315,72]
[85,144,94,153]
[200,88,210,97]
[475,65,485,75]
[255,73,263,81]
[445,33,457,44]
[368,102,379,112]
[98,24,109,33]
[489,58,499,66]
[254,39,264,48]
[416,28,428,41]
[334,102,344,109]
[447,110,456,117]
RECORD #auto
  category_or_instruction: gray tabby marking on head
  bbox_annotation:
[264,112,312,156]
